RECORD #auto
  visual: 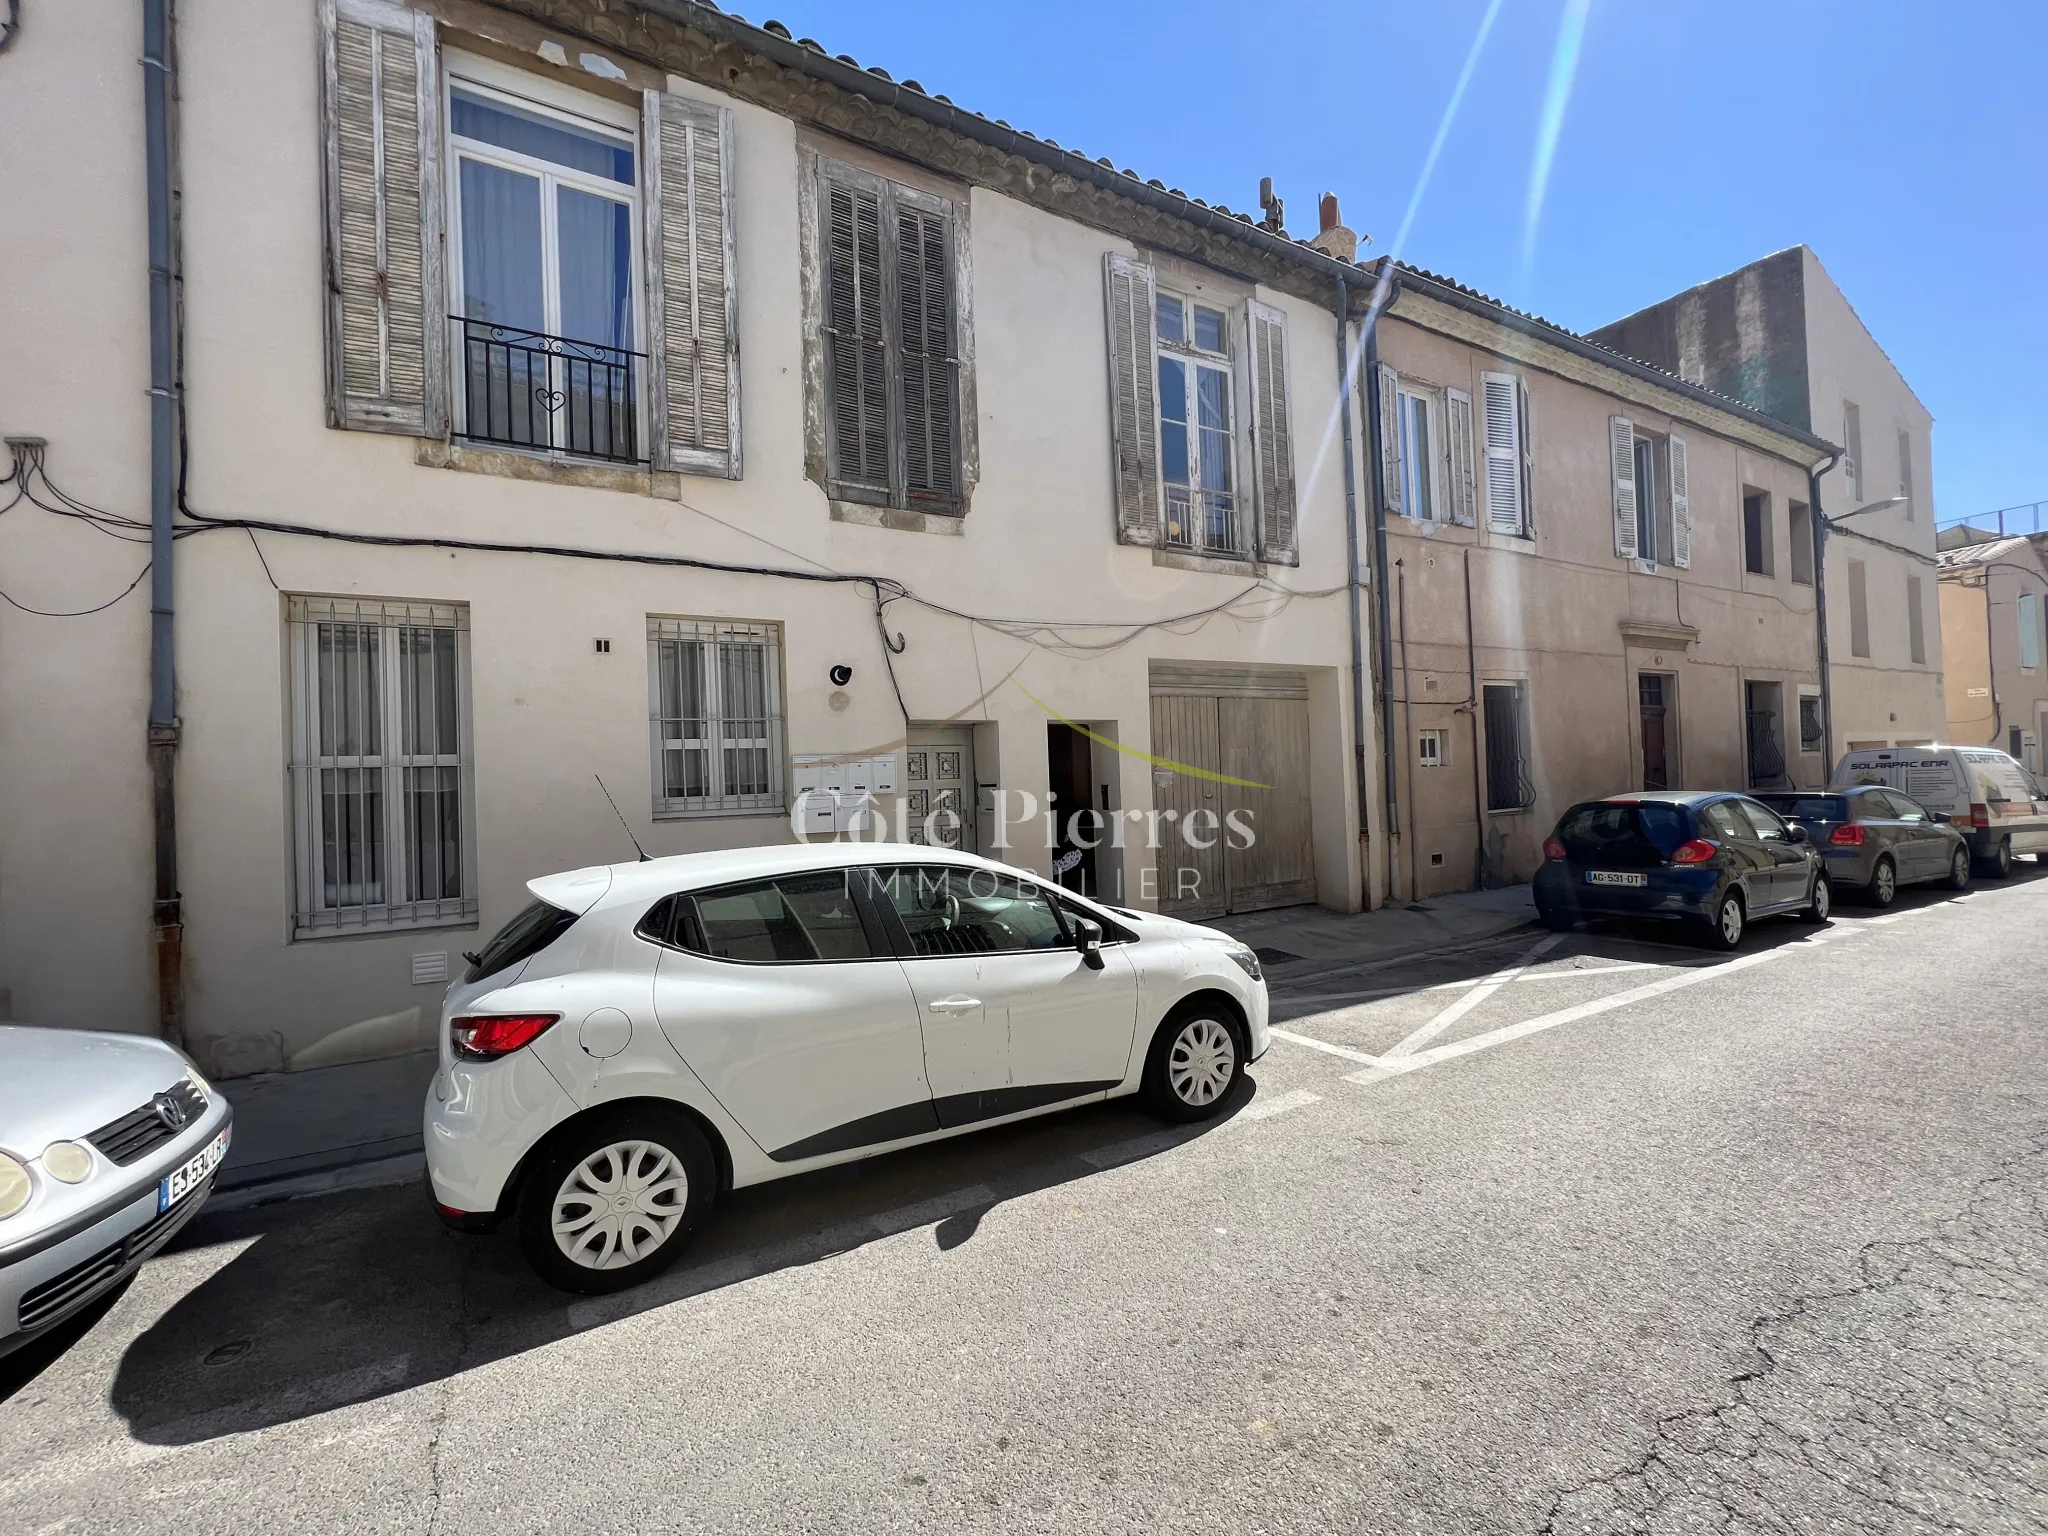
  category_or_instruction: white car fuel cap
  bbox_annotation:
[579,1008,633,1059]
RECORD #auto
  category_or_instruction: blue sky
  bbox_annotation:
[755,0,2043,524]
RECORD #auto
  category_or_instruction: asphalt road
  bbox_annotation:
[5,867,2047,1534]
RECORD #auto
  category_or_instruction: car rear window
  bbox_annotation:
[1755,794,1845,822]
[466,899,577,983]
[1556,802,1690,864]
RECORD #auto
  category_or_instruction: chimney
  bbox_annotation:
[1309,191,1359,262]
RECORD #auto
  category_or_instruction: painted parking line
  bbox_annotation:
[1269,1027,1384,1066]
[1236,1088,1322,1122]
[1346,942,1793,1087]
[1275,962,1665,1010]
[1384,933,1563,1059]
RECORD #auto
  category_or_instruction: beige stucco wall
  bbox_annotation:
[1377,306,1822,900]
[0,0,1370,1070]
[1800,249,1947,749]
[1939,546,2048,770]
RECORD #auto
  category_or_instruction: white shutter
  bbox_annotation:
[1247,300,1298,565]
[320,0,445,437]
[1445,386,1476,527]
[1609,415,1639,559]
[1667,433,1691,567]
[1376,363,1402,518]
[1841,400,1863,501]
[1481,372,1523,533]
[1517,376,1534,534]
[1103,252,1161,546]
[645,92,741,478]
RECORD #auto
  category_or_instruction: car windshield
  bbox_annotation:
[1556,801,1690,864]
[1756,795,1844,822]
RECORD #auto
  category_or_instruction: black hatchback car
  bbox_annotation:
[1533,791,1831,950]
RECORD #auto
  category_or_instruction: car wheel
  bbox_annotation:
[1977,837,2014,879]
[1944,846,1972,891]
[1703,890,1745,951]
[1140,1008,1244,1123]
[1538,905,1575,933]
[1867,856,1897,907]
[1801,873,1832,924]
[518,1108,715,1295]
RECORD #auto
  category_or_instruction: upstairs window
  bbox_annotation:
[817,159,963,516]
[1897,427,1916,521]
[1742,490,1772,576]
[1842,399,1864,501]
[448,73,642,463]
[1156,293,1241,554]
[2022,592,2042,672]
[1608,416,1690,568]
[1788,501,1815,584]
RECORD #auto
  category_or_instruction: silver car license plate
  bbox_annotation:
[1585,871,1646,887]
[159,1129,229,1213]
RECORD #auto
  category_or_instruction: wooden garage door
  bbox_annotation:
[1149,667,1316,919]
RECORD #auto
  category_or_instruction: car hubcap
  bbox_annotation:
[551,1140,688,1271]
[1168,1018,1236,1106]
[1722,901,1743,944]
[1877,865,1894,901]
[1814,880,1830,919]
[1956,852,1969,883]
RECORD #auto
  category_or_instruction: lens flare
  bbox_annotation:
[1520,0,1593,288]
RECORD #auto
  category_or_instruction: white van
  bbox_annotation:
[1831,745,2048,878]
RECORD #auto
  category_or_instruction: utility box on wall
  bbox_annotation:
[791,752,901,834]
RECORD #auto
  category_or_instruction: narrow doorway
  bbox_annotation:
[1046,723,1098,894]
[1638,673,1673,790]
[1745,681,1787,789]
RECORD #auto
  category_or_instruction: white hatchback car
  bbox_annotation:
[426,845,1271,1293]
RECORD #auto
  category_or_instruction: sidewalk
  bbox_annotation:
[207,884,1536,1212]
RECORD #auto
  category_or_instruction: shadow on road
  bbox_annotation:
[1261,861,2045,1025]
[106,1075,1259,1446]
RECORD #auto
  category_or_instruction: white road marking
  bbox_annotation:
[1079,1129,1186,1169]
[1269,1027,1383,1065]
[1384,933,1563,1059]
[1346,943,1793,1086]
[1276,962,1667,1009]
[1236,1088,1322,1122]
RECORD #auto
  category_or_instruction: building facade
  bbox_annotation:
[1589,246,1945,755]
[1365,267,1834,899]
[1937,536,2048,771]
[0,0,1383,1074]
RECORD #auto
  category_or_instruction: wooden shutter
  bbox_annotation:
[321,0,444,437]
[1667,433,1691,567]
[1247,301,1298,565]
[645,92,740,478]
[1481,372,1523,533]
[822,175,890,496]
[1376,363,1402,518]
[1445,386,1476,527]
[1517,376,1535,534]
[1104,252,1161,546]
[898,204,957,507]
[1609,415,1639,559]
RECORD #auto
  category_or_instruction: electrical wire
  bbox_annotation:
[0,559,151,617]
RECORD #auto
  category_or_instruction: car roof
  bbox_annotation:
[529,841,1026,915]
[1578,790,1728,807]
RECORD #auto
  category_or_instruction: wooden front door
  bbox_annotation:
[1638,673,1671,791]
[905,727,975,852]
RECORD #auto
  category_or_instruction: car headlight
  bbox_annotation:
[1224,946,1263,982]
[41,1141,95,1184]
[0,1153,30,1219]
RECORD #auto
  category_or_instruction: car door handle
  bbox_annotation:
[927,996,982,1014]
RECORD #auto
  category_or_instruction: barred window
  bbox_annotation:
[288,596,477,937]
[649,618,785,817]
[1482,682,1536,812]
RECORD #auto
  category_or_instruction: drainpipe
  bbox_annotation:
[1981,572,2003,746]
[1396,559,1416,902]
[1362,268,1402,903]
[1333,276,1370,907]
[1463,549,1485,889]
[1808,450,1841,777]
[144,0,184,1047]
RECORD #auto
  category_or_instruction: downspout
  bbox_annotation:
[1362,269,1402,903]
[1808,450,1841,776]
[1463,549,1485,889]
[1981,572,2003,746]
[144,0,184,1047]
[1396,559,1416,902]
[1334,276,1370,907]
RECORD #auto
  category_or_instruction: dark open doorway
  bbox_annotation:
[1046,723,1098,895]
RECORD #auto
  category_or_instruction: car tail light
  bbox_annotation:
[450,1013,560,1061]
[1968,802,1991,829]
[1670,839,1717,865]
[1542,837,1567,861]
[1829,823,1866,846]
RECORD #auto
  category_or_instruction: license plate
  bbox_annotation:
[159,1129,230,1213]
[1585,870,1646,887]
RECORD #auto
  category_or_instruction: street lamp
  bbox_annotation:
[1829,495,1910,525]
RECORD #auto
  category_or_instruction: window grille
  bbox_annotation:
[288,596,477,937]
[649,619,785,817]
[1482,684,1535,811]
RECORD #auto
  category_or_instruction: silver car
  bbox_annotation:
[0,1025,233,1357]
[1753,788,1971,906]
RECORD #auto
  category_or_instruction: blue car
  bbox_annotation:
[1532,791,1831,950]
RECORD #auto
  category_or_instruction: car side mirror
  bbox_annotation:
[1785,824,1809,845]
[1073,917,1105,969]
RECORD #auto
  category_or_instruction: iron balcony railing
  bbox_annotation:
[452,318,645,465]
[1747,709,1788,788]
